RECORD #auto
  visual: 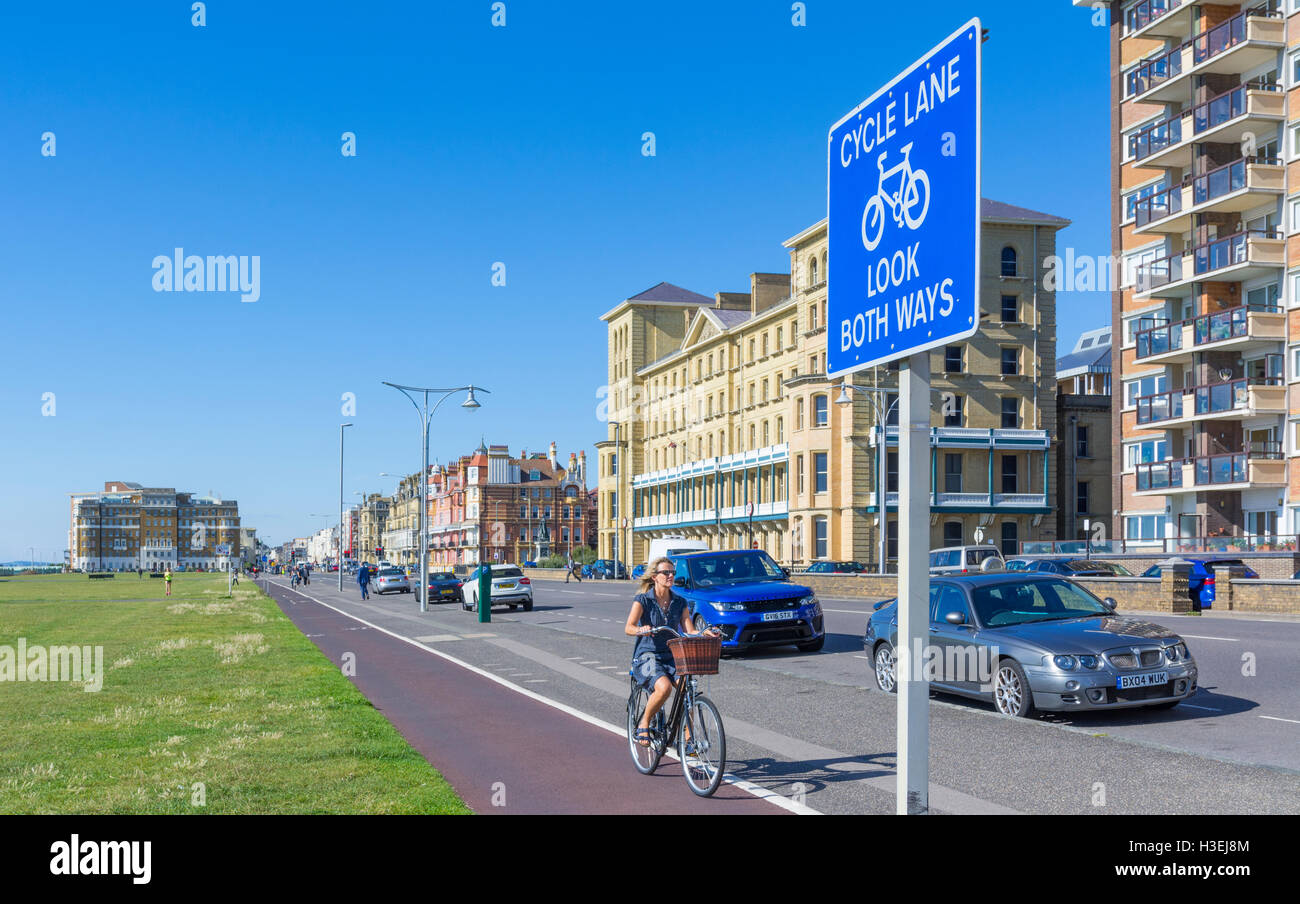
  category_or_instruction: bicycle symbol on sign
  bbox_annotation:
[860,142,931,252]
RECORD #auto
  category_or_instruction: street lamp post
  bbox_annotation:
[609,420,626,578]
[837,384,897,573]
[382,383,487,612]
[339,423,352,590]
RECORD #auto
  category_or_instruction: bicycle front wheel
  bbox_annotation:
[679,694,726,797]
[627,685,663,775]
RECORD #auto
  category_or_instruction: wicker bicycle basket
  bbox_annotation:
[667,634,721,675]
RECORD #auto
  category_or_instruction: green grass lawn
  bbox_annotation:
[0,572,471,814]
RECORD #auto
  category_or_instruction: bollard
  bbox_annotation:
[478,563,492,623]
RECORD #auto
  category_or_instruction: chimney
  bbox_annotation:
[578,449,587,485]
[549,441,557,469]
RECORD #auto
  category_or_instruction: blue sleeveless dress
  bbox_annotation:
[631,590,691,691]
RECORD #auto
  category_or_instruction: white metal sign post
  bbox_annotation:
[827,19,981,815]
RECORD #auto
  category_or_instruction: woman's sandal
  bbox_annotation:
[634,728,653,748]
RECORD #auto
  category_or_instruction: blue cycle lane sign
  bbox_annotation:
[827,18,981,376]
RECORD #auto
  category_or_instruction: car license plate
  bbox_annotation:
[1117,671,1168,690]
[440,589,453,595]
[762,610,795,622]
[497,582,515,590]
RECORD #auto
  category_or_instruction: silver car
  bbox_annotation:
[374,567,410,595]
[864,574,1198,717]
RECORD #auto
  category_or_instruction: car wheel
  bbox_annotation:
[509,604,518,611]
[462,594,473,611]
[993,659,1034,718]
[873,642,897,693]
[523,599,533,612]
[796,634,825,653]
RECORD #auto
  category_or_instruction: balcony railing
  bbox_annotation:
[1193,303,1279,345]
[1192,156,1275,205]
[1135,251,1183,293]
[1128,114,1181,161]
[1135,459,1184,491]
[1195,228,1280,276]
[1133,184,1181,228]
[1135,443,1283,491]
[1134,318,1181,359]
[1136,376,1282,424]
[1021,535,1300,554]
[1126,46,1182,99]
[1125,0,1182,35]
[1192,6,1281,66]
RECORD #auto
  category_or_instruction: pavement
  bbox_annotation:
[258,573,1300,814]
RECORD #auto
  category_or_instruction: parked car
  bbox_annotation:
[1005,557,1133,577]
[805,560,868,574]
[1140,558,1258,609]
[929,545,1005,575]
[415,571,463,604]
[581,563,594,579]
[631,564,646,579]
[591,559,628,580]
[864,573,1198,717]
[461,564,533,611]
[645,537,709,566]
[668,549,823,653]
[374,568,410,594]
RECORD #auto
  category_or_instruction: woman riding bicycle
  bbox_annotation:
[624,556,713,747]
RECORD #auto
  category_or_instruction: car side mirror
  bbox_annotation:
[781,567,791,578]
[1102,597,1118,611]
[944,611,966,626]
[674,576,687,588]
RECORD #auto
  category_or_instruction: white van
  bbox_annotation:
[645,537,710,568]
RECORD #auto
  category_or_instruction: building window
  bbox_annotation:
[944,454,962,493]
[776,417,784,443]
[762,421,770,446]
[1001,455,1018,494]
[1001,347,1019,376]
[813,516,828,559]
[813,394,828,427]
[762,379,769,403]
[944,394,963,427]
[776,327,783,349]
[796,455,805,494]
[810,304,819,331]
[762,333,769,357]
[1001,295,1018,322]
[814,453,828,493]
[1000,521,1018,558]
[1001,246,1018,277]
[1077,481,1090,515]
[1001,397,1019,429]
[943,522,963,547]
[886,451,898,492]
[944,346,962,373]
[1076,425,1089,458]
[749,339,756,362]
[1125,514,1161,540]
[749,424,756,449]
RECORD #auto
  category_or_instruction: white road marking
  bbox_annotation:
[564,656,584,660]
[461,632,497,639]
[824,608,873,614]
[414,634,462,643]
[595,666,618,671]
[273,584,812,814]
[1179,634,1239,642]
[1176,703,1222,712]
[579,661,600,665]
[524,679,548,684]
[1260,715,1300,725]
[853,655,871,660]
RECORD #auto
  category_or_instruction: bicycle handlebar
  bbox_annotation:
[646,625,721,638]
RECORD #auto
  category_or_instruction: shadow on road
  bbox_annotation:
[726,751,896,796]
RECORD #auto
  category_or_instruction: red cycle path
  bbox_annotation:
[263,581,786,815]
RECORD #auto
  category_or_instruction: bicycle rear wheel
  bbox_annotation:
[627,685,663,775]
[679,694,726,797]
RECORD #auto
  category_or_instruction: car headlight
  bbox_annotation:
[1165,643,1187,662]
[1077,654,1101,670]
[800,593,820,614]
[1053,655,1078,671]
[715,601,747,612]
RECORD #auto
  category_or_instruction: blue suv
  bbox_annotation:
[668,550,823,653]
[1141,558,1258,609]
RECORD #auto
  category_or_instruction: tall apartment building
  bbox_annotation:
[68,480,241,571]
[381,472,423,566]
[1092,0,1298,547]
[1056,327,1115,543]
[598,200,1069,567]
[356,493,390,561]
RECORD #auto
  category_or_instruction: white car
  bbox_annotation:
[461,564,533,612]
[928,545,1005,575]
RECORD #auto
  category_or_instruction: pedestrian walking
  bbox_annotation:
[357,564,370,600]
[164,567,173,597]
[137,566,142,579]
[566,553,582,583]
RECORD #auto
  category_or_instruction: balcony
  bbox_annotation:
[1125,9,1284,105]
[1128,84,1283,171]
[1123,0,1194,41]
[1134,303,1284,364]
[1133,157,1283,235]
[868,490,1050,512]
[1135,230,1283,299]
[1134,376,1285,427]
[871,426,1050,450]
[1133,444,1286,496]
[632,500,788,531]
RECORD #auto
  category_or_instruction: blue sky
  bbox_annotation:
[0,1,1110,558]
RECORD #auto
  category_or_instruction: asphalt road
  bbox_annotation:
[263,573,1300,814]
